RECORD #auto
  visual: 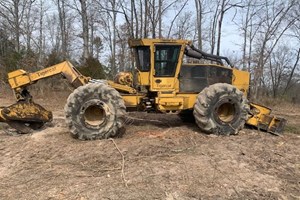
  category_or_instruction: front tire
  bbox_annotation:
[64,83,126,140]
[193,83,249,135]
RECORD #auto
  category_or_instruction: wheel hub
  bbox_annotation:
[80,100,110,129]
[214,99,238,124]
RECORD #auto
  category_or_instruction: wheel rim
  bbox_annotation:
[216,102,235,123]
[84,105,105,126]
[213,98,238,124]
[80,100,110,129]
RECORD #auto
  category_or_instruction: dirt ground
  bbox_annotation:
[0,90,299,200]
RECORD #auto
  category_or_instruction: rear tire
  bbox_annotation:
[193,83,249,135]
[64,83,126,140]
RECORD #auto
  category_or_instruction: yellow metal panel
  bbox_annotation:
[129,39,192,47]
[107,81,136,94]
[176,93,198,109]
[246,103,271,126]
[122,94,145,107]
[232,68,250,96]
[156,93,198,111]
[8,70,30,89]
[158,91,175,97]
[28,61,83,83]
[8,75,31,89]
[246,103,286,134]
[7,61,91,95]
[157,97,184,110]
[137,72,150,86]
[158,97,183,105]
[8,70,27,78]
[152,77,176,90]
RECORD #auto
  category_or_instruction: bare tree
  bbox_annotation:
[0,0,30,52]
[45,14,61,54]
[235,0,264,71]
[216,0,242,56]
[79,0,90,60]
[268,45,291,98]
[167,0,189,38]
[143,0,149,38]
[147,0,179,38]
[194,0,204,50]
[37,0,46,66]
[252,0,296,99]
[172,12,194,39]
[23,0,37,51]
[55,0,68,59]
[283,48,300,95]
[95,0,119,75]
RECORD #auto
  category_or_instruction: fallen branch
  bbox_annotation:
[125,116,171,128]
[109,138,128,188]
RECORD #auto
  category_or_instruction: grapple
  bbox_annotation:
[246,103,286,135]
[0,101,52,133]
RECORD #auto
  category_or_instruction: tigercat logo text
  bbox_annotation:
[157,84,172,88]
[37,67,56,77]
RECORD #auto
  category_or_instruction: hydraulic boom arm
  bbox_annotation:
[0,61,90,133]
[8,61,90,101]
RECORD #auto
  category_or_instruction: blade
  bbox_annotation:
[28,122,45,130]
[2,101,52,122]
[6,121,45,134]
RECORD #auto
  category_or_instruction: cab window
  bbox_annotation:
[136,46,150,72]
[154,45,181,77]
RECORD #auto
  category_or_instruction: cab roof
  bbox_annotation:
[128,38,192,47]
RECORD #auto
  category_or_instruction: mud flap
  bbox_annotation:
[246,103,287,135]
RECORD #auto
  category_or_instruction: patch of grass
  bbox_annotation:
[285,124,300,134]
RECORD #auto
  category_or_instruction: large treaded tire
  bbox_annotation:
[64,83,126,140]
[193,83,249,135]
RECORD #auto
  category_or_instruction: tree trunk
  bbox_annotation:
[57,0,67,59]
[216,0,226,56]
[158,0,162,38]
[144,0,149,38]
[283,48,300,95]
[79,0,90,61]
[242,2,251,71]
[38,0,44,66]
[195,0,203,50]
[151,0,156,38]
[13,0,21,53]
[210,1,219,55]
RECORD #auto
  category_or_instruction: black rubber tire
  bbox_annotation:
[178,109,195,123]
[64,83,126,140]
[193,83,249,135]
